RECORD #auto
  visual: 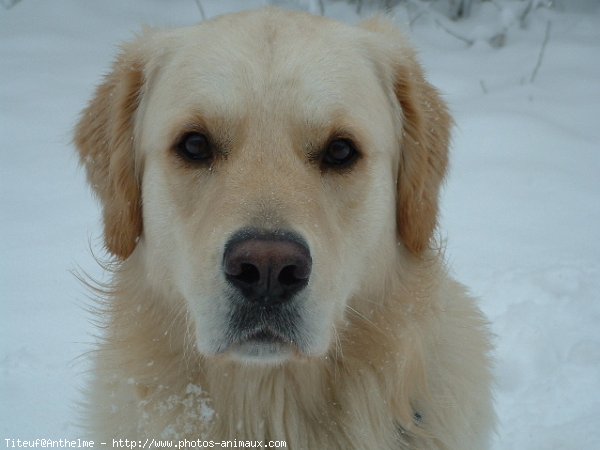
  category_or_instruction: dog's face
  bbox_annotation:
[75,10,450,364]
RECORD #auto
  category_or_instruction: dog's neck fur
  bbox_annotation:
[93,252,436,448]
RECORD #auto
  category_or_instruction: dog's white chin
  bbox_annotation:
[229,341,294,365]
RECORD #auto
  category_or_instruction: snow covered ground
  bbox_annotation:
[1,1,599,448]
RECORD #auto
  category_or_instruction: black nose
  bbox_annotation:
[223,230,312,305]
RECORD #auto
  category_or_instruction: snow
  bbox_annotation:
[1,0,599,448]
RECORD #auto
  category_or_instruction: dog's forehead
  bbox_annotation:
[147,11,385,127]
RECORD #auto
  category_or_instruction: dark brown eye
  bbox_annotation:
[176,132,213,163]
[322,139,359,169]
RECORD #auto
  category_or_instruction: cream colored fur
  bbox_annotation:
[75,8,494,449]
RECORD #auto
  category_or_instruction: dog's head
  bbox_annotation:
[75,9,450,364]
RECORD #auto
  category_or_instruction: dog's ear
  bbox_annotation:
[394,58,451,255]
[74,43,147,260]
[361,19,451,255]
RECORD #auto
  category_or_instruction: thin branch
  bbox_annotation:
[488,31,506,48]
[449,0,473,20]
[519,0,535,28]
[489,0,503,12]
[1,0,22,9]
[530,21,552,83]
[356,0,363,15]
[409,11,426,29]
[479,80,488,94]
[435,19,474,46]
[407,0,432,29]
[318,0,325,16]
[193,0,206,21]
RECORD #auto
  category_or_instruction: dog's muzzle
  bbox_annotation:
[221,228,312,360]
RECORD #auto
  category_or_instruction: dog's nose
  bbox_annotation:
[223,231,312,305]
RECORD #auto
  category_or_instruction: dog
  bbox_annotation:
[75,8,494,449]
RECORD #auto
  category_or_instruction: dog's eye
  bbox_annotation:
[322,139,359,169]
[176,132,213,163]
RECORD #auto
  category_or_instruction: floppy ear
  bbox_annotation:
[394,59,451,255]
[74,44,146,260]
[362,19,451,255]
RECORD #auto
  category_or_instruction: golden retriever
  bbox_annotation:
[75,8,494,449]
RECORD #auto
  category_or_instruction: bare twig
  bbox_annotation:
[407,0,432,29]
[449,0,473,20]
[435,19,474,46]
[519,0,535,28]
[530,21,552,83]
[193,0,206,21]
[383,0,396,13]
[409,11,426,29]
[356,0,363,15]
[479,80,488,94]
[1,0,22,9]
[488,31,506,48]
[317,0,325,15]
[489,0,503,12]
[407,0,430,9]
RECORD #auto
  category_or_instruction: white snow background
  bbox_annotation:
[1,0,599,448]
